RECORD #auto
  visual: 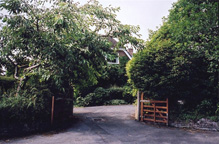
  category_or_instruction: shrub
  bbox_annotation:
[104,99,127,105]
[0,85,52,136]
[196,99,216,116]
[75,86,134,106]
[0,76,15,96]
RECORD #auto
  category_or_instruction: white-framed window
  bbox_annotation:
[107,53,120,64]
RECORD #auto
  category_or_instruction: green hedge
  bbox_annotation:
[76,87,134,106]
[126,0,218,120]
[0,85,52,137]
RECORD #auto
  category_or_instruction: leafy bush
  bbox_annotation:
[75,87,134,106]
[196,99,216,116]
[0,76,15,96]
[104,99,127,105]
[0,85,52,135]
[0,72,75,138]
[208,116,219,122]
[173,99,218,122]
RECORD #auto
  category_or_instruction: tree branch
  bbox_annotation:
[18,64,29,68]
[6,55,17,66]
[14,66,19,80]
[23,63,40,72]
[6,55,19,80]
[15,63,41,97]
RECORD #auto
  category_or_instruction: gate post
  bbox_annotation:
[51,96,54,125]
[140,92,144,121]
[166,98,169,126]
[135,91,140,121]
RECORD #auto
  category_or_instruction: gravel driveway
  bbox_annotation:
[1,105,219,144]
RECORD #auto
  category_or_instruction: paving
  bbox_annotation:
[1,105,219,144]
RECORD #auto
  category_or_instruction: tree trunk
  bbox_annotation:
[15,77,24,97]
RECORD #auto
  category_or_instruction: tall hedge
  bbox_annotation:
[127,0,218,112]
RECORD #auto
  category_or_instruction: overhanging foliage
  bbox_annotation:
[0,0,144,95]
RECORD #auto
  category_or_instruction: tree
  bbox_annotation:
[127,0,218,113]
[0,0,143,97]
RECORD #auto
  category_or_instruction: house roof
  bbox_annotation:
[118,48,132,60]
[107,37,133,59]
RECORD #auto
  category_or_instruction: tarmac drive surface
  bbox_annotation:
[1,105,219,144]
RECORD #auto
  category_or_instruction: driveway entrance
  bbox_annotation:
[1,105,219,144]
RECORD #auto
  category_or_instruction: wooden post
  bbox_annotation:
[166,98,169,126]
[136,91,140,121]
[51,96,54,125]
[153,103,156,123]
[140,92,144,121]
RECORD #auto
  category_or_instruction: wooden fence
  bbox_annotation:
[140,93,169,125]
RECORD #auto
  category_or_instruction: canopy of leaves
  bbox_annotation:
[127,0,218,110]
[0,0,143,93]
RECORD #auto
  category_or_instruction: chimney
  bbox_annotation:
[127,48,133,56]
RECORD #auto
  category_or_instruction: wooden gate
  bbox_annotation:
[140,93,169,125]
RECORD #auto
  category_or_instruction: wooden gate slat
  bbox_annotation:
[144,114,155,117]
[156,106,167,109]
[156,115,167,119]
[144,118,154,122]
[155,120,167,123]
[155,111,168,114]
[143,105,154,108]
[143,109,154,112]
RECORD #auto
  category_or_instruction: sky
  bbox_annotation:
[77,0,178,40]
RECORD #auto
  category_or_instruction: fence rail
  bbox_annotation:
[140,93,168,125]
